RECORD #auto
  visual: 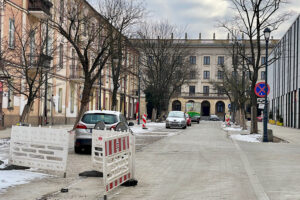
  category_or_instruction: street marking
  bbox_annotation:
[232,139,270,200]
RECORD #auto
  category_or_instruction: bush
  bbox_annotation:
[279,116,283,123]
[269,111,273,120]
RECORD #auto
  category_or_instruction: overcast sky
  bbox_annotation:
[143,0,300,40]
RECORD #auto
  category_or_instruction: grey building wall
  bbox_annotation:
[269,15,300,128]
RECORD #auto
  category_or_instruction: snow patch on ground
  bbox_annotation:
[0,139,49,193]
[230,134,262,143]
[131,122,166,134]
[224,127,243,131]
[0,139,10,169]
[0,170,47,193]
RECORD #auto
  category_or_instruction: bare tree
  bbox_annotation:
[1,14,59,123]
[50,0,116,128]
[98,0,144,111]
[211,38,251,129]
[135,22,195,121]
[219,0,291,133]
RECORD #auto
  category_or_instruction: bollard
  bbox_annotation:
[142,114,147,129]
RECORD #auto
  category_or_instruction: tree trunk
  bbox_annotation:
[151,108,157,122]
[235,109,240,125]
[158,110,167,122]
[20,101,33,123]
[73,83,92,130]
[111,86,118,111]
[250,95,258,133]
[241,109,247,130]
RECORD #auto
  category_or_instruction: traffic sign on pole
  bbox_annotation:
[255,82,270,98]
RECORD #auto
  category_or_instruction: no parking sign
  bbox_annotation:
[255,82,270,98]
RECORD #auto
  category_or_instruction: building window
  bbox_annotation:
[8,84,14,108]
[247,56,253,65]
[218,88,224,96]
[190,70,196,79]
[148,56,154,65]
[58,88,63,113]
[70,85,75,113]
[261,71,265,80]
[217,102,224,112]
[246,71,252,78]
[175,86,181,94]
[190,56,196,64]
[29,30,36,66]
[59,43,63,69]
[203,86,209,94]
[47,87,52,111]
[218,56,224,65]
[189,86,195,95]
[9,19,15,48]
[204,56,210,65]
[261,57,266,65]
[203,71,210,79]
[232,71,237,77]
[60,0,64,24]
[217,70,224,79]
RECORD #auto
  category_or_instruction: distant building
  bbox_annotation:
[268,15,300,128]
[169,38,272,118]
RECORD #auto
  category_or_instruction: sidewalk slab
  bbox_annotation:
[256,122,300,144]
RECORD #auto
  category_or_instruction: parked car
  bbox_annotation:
[257,116,263,122]
[190,115,200,124]
[166,111,187,129]
[74,110,134,153]
[209,115,220,121]
[185,113,192,126]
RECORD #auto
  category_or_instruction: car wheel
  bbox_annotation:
[197,121,200,124]
[166,126,170,129]
[75,146,81,154]
[183,126,187,129]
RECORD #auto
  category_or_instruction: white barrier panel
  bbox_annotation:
[92,130,131,193]
[9,126,69,172]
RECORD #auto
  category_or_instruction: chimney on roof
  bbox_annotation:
[185,33,188,40]
[227,33,230,40]
[157,36,160,40]
[271,36,274,40]
[199,33,201,40]
[242,33,244,40]
[171,33,173,39]
[213,33,216,40]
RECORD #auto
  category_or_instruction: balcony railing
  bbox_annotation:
[178,92,228,99]
[69,66,84,80]
[28,0,53,18]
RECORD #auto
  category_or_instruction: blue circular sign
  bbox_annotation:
[255,82,270,98]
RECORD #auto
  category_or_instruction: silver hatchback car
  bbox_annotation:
[74,110,133,153]
[166,111,187,129]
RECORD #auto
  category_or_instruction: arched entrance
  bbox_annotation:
[172,100,182,111]
[201,101,210,116]
[216,101,225,116]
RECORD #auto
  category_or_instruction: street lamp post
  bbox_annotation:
[98,68,102,110]
[138,65,141,125]
[263,27,271,142]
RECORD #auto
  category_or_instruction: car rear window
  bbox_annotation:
[82,113,118,124]
[168,112,184,118]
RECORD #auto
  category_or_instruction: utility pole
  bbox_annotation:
[263,28,271,142]
[124,76,126,118]
[98,68,102,110]
[43,20,49,125]
[138,65,141,125]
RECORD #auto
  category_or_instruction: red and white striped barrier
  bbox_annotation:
[92,129,135,196]
[142,114,147,129]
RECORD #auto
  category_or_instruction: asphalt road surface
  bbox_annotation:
[2,121,300,200]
